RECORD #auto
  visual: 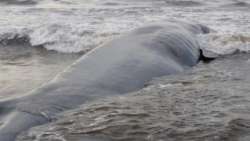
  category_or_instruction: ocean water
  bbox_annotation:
[1,0,250,140]
[1,0,250,99]
[18,53,250,141]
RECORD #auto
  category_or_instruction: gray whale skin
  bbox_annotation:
[0,21,210,141]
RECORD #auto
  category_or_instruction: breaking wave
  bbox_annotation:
[199,33,250,57]
[164,0,203,7]
[0,0,250,55]
[0,0,37,5]
[0,24,120,53]
[2,0,250,140]
[2,28,250,57]
[223,1,250,8]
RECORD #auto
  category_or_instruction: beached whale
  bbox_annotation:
[0,21,210,141]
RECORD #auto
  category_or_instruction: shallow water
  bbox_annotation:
[0,43,81,100]
[1,0,250,140]
[16,53,250,141]
[1,0,250,100]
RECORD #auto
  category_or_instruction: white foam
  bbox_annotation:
[0,0,164,53]
[199,32,250,56]
[0,0,250,54]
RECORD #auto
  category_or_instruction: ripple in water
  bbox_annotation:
[0,40,81,100]
[16,53,250,141]
[164,0,203,7]
[1,0,250,140]
[0,0,37,5]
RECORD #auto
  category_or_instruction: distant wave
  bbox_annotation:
[0,23,118,53]
[0,33,32,46]
[0,0,37,5]
[220,1,250,9]
[199,33,250,57]
[1,27,250,58]
[164,0,203,7]
[0,0,79,6]
[228,1,250,7]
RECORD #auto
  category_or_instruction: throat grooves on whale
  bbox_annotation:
[0,21,211,141]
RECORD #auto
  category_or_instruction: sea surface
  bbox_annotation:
[0,0,249,100]
[18,53,250,141]
[1,0,250,100]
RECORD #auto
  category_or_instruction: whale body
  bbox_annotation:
[0,21,210,141]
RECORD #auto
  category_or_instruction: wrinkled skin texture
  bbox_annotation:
[0,21,209,141]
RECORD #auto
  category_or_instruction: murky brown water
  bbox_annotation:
[0,44,81,100]
[17,53,250,141]
[1,0,250,100]
[1,0,250,140]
